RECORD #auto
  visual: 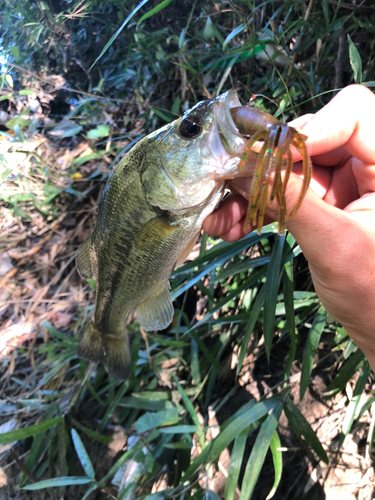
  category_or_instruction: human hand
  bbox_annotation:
[203,85,375,368]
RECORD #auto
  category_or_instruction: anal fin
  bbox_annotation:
[136,281,174,331]
[77,322,131,380]
[76,235,93,279]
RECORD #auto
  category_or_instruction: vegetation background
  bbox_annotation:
[0,0,375,499]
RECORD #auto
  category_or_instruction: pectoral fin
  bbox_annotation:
[76,235,93,279]
[136,281,174,331]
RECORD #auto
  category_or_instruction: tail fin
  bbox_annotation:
[77,322,131,380]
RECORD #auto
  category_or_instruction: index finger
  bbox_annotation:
[290,84,375,164]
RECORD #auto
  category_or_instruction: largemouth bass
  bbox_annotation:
[76,90,311,379]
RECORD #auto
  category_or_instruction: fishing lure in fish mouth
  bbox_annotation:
[76,90,312,379]
[229,105,312,234]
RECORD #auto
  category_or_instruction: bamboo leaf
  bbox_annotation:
[91,0,151,68]
[71,429,95,479]
[237,286,265,376]
[284,399,328,464]
[222,23,246,52]
[82,484,99,500]
[325,348,365,396]
[300,306,327,399]
[134,408,179,433]
[267,430,282,499]
[282,249,297,379]
[348,35,362,83]
[183,398,277,479]
[264,235,285,359]
[23,477,94,489]
[137,0,175,26]
[0,418,62,444]
[173,376,205,446]
[239,402,282,500]
[224,428,248,500]
[340,360,372,443]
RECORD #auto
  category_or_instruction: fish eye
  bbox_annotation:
[178,115,203,139]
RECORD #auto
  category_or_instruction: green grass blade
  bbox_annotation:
[224,427,248,500]
[239,402,282,500]
[160,425,198,434]
[300,306,327,399]
[101,429,159,484]
[173,376,205,446]
[236,286,265,376]
[82,484,99,500]
[284,399,328,464]
[91,0,151,68]
[68,418,113,444]
[187,268,266,332]
[348,34,362,83]
[325,348,365,396]
[340,360,372,444]
[282,257,296,379]
[189,329,223,373]
[71,429,95,479]
[134,408,178,434]
[0,417,62,444]
[99,381,129,431]
[23,477,94,489]
[222,23,246,52]
[357,395,375,421]
[137,0,175,27]
[190,337,201,386]
[264,235,285,360]
[183,398,278,479]
[267,430,282,499]
[134,408,179,433]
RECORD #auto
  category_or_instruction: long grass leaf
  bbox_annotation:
[187,268,266,332]
[325,348,365,396]
[284,399,328,464]
[222,24,246,52]
[224,427,248,500]
[183,398,277,479]
[189,329,222,373]
[267,430,282,499]
[71,429,95,479]
[173,376,205,446]
[300,306,327,399]
[239,402,282,500]
[101,429,159,483]
[264,235,285,360]
[340,360,372,444]
[68,418,113,444]
[282,256,296,379]
[137,0,175,26]
[134,408,179,433]
[99,381,129,431]
[91,0,151,68]
[0,417,62,444]
[236,286,265,376]
[23,477,94,489]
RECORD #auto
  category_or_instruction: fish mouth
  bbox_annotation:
[214,90,248,157]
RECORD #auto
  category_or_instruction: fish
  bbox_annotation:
[76,90,311,379]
